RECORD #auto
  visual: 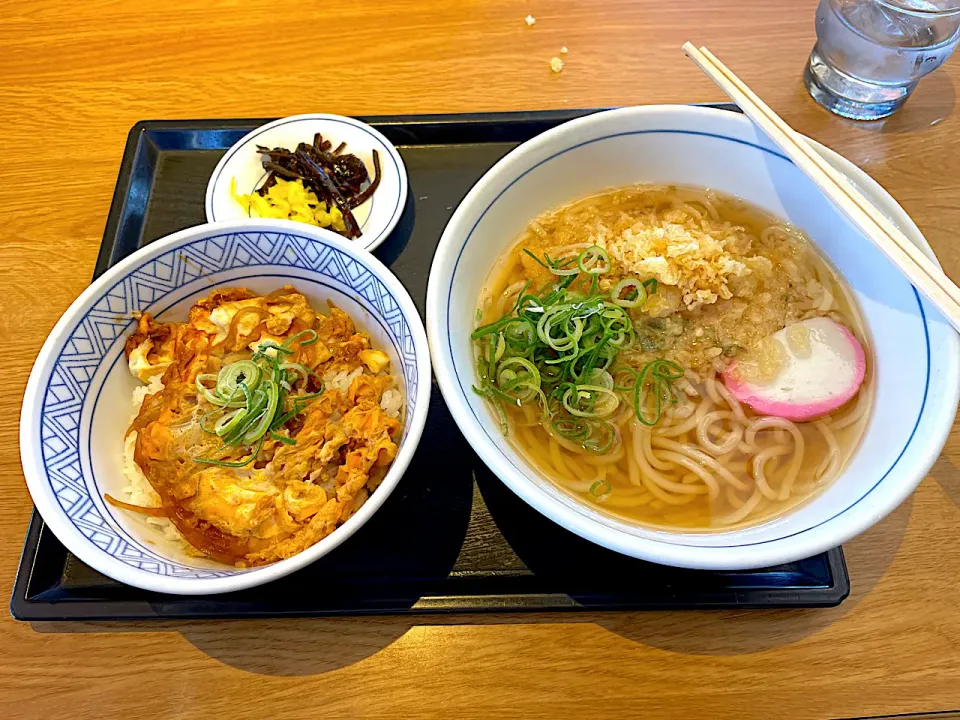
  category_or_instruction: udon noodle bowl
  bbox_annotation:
[472,185,872,531]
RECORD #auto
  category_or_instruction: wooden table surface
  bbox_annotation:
[3,1,960,718]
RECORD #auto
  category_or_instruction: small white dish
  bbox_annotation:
[21,220,431,594]
[426,104,960,570]
[205,114,408,252]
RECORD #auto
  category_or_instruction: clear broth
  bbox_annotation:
[476,185,873,532]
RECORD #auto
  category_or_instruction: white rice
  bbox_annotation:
[323,366,365,395]
[379,387,403,419]
[130,372,165,415]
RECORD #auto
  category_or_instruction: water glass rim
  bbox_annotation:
[876,0,960,17]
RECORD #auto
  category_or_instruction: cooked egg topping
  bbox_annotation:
[118,286,403,567]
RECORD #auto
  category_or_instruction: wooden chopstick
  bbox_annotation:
[695,44,957,302]
[682,41,960,334]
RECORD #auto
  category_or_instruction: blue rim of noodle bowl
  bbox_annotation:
[445,128,930,549]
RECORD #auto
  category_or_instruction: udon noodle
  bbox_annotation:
[474,185,872,531]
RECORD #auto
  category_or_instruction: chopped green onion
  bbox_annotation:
[196,374,245,408]
[471,241,678,453]
[242,380,280,444]
[561,384,620,418]
[493,333,506,364]
[553,417,590,440]
[584,368,615,391]
[217,360,261,396]
[194,434,266,468]
[191,328,329,465]
[522,248,550,270]
[576,245,610,274]
[611,278,646,307]
[473,383,509,435]
[502,318,536,350]
[545,252,580,276]
[279,363,309,383]
[631,359,685,426]
[214,408,248,437]
[252,342,293,360]
[582,422,617,454]
[282,329,318,349]
[590,479,612,497]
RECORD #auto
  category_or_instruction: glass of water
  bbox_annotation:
[805,0,960,120]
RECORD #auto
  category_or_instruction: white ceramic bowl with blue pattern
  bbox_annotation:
[21,220,430,594]
[427,105,960,570]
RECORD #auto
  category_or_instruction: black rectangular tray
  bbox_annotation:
[11,106,849,620]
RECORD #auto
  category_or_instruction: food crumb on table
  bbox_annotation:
[550,57,564,73]
[525,14,536,26]
[560,46,568,54]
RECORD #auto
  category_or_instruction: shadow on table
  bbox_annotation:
[929,452,960,511]
[797,68,955,143]
[187,482,911,669]
[594,493,914,656]
[29,616,417,676]
[180,617,417,675]
[806,69,956,136]
[27,476,916,674]
[877,69,956,135]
